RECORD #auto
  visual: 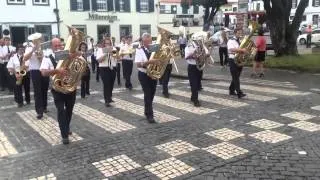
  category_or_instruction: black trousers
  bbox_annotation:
[13,72,31,104]
[138,71,157,118]
[0,62,12,91]
[229,59,243,94]
[81,68,90,98]
[219,47,228,66]
[91,55,97,72]
[30,70,49,115]
[306,34,312,48]
[188,64,201,102]
[51,89,76,139]
[122,60,133,88]
[116,63,121,85]
[96,63,100,81]
[180,44,186,57]
[100,67,116,103]
[159,64,172,94]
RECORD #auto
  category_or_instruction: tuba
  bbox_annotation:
[234,21,258,66]
[190,31,211,70]
[146,27,175,79]
[52,26,87,94]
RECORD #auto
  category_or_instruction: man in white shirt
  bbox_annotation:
[23,33,49,119]
[88,38,97,73]
[185,41,201,107]
[0,37,16,93]
[97,37,117,107]
[135,33,160,123]
[227,29,247,99]
[40,38,75,145]
[178,35,187,58]
[120,36,134,90]
[7,44,30,107]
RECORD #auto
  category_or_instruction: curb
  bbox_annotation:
[171,73,220,81]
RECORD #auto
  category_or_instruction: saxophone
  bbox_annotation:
[235,21,259,66]
[16,56,27,85]
[52,26,87,94]
[146,27,174,79]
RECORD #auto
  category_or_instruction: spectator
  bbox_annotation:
[252,28,266,78]
[306,25,312,48]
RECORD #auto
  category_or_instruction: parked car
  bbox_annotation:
[297,29,320,45]
[298,23,318,35]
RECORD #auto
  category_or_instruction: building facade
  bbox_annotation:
[58,0,159,43]
[0,0,59,46]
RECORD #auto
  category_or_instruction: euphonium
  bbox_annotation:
[28,33,44,61]
[146,27,174,79]
[52,26,88,94]
[235,21,258,66]
[16,68,27,85]
[190,32,211,71]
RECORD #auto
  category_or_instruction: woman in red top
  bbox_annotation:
[252,28,266,78]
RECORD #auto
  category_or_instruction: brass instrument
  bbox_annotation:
[15,56,27,85]
[52,25,88,94]
[190,31,211,70]
[146,27,175,79]
[235,21,258,66]
[119,46,135,56]
[28,33,44,61]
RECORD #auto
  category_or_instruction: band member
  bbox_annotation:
[95,40,102,82]
[120,36,134,90]
[185,41,201,107]
[227,29,247,98]
[7,45,30,107]
[23,33,49,119]
[135,33,159,123]
[97,37,117,107]
[114,37,122,86]
[40,37,76,145]
[79,42,90,98]
[0,37,16,93]
[88,38,97,73]
[159,58,173,98]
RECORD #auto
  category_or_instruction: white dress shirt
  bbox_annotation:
[1,45,16,63]
[40,56,54,71]
[185,44,196,65]
[218,36,228,48]
[134,47,149,73]
[7,53,27,74]
[96,48,117,68]
[227,37,240,59]
[24,46,42,70]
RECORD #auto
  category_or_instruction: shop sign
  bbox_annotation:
[88,13,118,22]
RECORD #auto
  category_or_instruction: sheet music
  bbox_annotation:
[54,50,69,60]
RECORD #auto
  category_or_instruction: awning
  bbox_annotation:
[158,24,203,35]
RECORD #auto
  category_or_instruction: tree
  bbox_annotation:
[181,0,227,31]
[263,0,309,56]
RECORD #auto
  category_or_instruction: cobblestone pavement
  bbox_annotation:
[0,63,319,179]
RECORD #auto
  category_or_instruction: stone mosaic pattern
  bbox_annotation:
[205,128,245,141]
[281,111,316,121]
[17,110,83,145]
[0,130,18,158]
[155,139,199,156]
[134,94,217,115]
[202,142,249,160]
[29,173,56,180]
[288,121,320,132]
[247,119,284,130]
[249,130,292,144]
[74,103,136,133]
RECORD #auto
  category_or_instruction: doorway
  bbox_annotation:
[119,25,132,41]
[10,26,27,47]
[97,25,110,42]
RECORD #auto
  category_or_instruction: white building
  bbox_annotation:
[59,0,160,44]
[290,0,320,26]
[0,0,59,46]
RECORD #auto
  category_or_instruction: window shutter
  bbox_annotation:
[83,0,90,11]
[92,0,97,11]
[193,5,199,14]
[171,5,177,14]
[312,0,315,6]
[115,0,120,11]
[107,0,114,11]
[125,0,130,12]
[70,0,77,11]
[136,0,140,12]
[149,0,154,12]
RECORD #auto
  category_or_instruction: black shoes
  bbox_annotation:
[229,91,237,96]
[147,117,156,123]
[105,102,111,107]
[37,114,43,119]
[62,138,69,145]
[193,100,201,107]
[17,103,23,108]
[163,93,170,98]
[44,109,49,113]
[238,93,246,99]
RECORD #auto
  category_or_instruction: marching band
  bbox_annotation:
[0,25,253,145]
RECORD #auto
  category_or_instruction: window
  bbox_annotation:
[97,25,110,42]
[33,0,49,5]
[140,25,151,36]
[7,0,25,5]
[140,0,149,12]
[116,0,129,12]
[193,5,199,14]
[313,0,320,6]
[119,0,125,11]
[119,25,132,38]
[160,5,176,14]
[256,3,260,11]
[160,5,166,13]
[232,7,237,12]
[313,15,319,25]
[35,25,52,42]
[292,0,297,8]
[182,6,188,14]
[97,0,107,11]
[302,15,307,21]
[76,0,83,10]
[72,25,87,34]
